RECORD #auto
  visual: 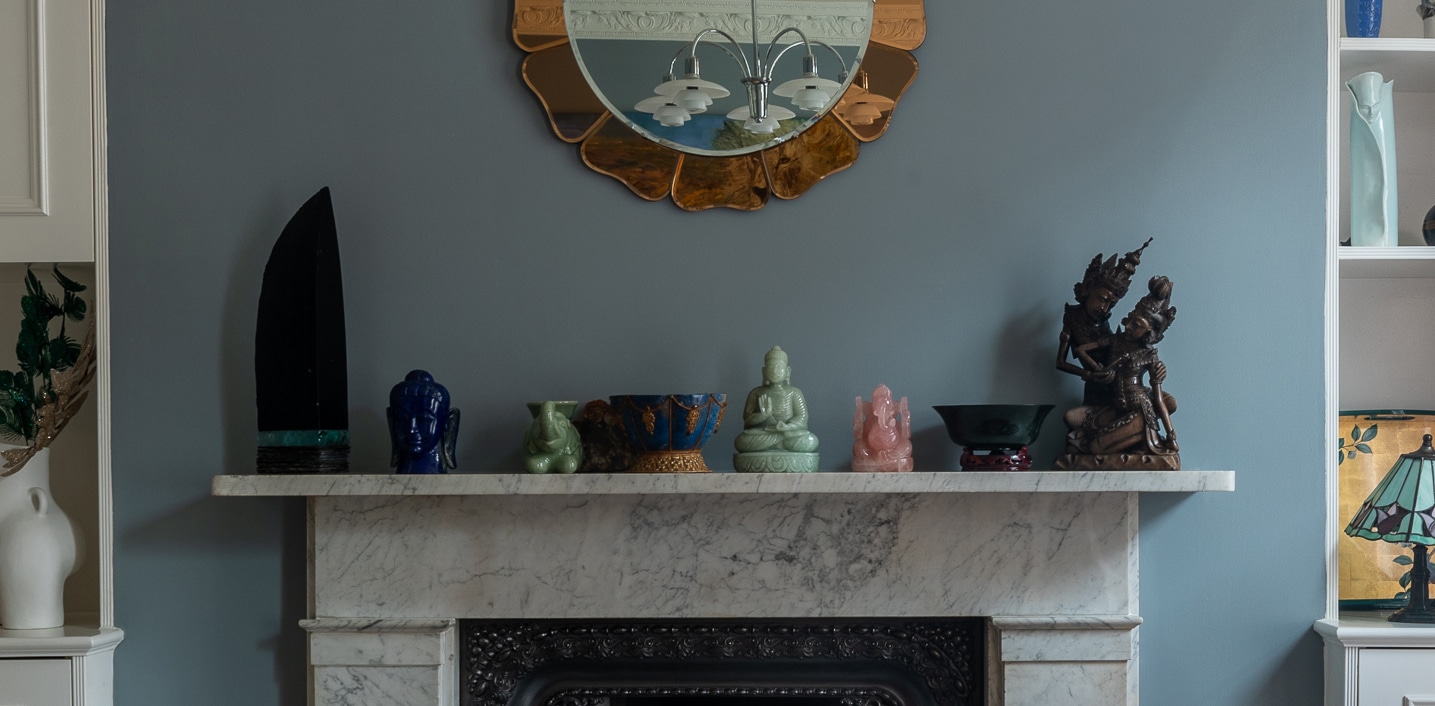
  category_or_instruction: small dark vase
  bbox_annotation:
[1346,0,1382,37]
[1423,203,1435,245]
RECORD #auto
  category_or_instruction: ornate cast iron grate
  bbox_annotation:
[460,619,984,706]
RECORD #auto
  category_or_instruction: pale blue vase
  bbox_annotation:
[1348,72,1397,247]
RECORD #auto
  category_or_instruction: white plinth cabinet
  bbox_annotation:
[0,0,119,703]
[1319,618,1435,706]
[0,628,121,706]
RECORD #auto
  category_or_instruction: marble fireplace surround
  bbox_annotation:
[211,471,1234,706]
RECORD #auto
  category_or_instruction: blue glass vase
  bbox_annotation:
[1347,0,1382,37]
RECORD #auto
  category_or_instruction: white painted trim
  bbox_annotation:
[1404,697,1435,706]
[89,0,112,629]
[0,627,123,657]
[1343,38,1435,52]
[73,646,116,706]
[1314,618,1435,648]
[1337,247,1435,260]
[0,0,49,215]
[71,657,84,705]
[1325,0,1342,622]
[1346,646,1360,705]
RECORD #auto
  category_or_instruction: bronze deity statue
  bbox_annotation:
[1053,242,1180,471]
[1054,238,1149,406]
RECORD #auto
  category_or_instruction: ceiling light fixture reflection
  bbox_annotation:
[834,70,895,127]
[633,0,851,135]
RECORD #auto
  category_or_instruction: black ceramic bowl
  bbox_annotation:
[932,404,1055,451]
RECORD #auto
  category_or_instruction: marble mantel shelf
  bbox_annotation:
[211,469,1234,497]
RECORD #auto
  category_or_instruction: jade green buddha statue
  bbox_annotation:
[524,400,582,474]
[733,346,819,473]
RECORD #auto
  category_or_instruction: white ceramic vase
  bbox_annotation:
[0,447,81,629]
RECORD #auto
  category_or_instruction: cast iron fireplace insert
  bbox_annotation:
[460,618,985,706]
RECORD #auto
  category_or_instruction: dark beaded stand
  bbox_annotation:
[959,446,1032,472]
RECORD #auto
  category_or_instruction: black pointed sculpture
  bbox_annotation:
[255,187,350,474]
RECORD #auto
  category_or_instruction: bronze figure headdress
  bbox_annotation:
[1074,237,1152,302]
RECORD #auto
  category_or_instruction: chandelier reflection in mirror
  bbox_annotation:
[514,0,925,211]
[636,0,854,141]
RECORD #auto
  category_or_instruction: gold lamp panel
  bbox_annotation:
[514,0,924,211]
[1338,411,1435,608]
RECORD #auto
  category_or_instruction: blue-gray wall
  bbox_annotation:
[107,1,1327,703]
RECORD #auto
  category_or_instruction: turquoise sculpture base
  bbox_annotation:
[733,451,820,473]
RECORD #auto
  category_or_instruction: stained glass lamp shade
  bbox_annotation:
[1346,433,1435,623]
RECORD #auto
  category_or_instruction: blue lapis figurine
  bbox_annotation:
[387,370,459,475]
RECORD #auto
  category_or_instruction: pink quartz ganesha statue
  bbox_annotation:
[852,384,914,472]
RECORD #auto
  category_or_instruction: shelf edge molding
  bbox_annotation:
[212,471,1236,497]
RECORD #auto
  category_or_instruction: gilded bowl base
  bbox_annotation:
[629,450,712,473]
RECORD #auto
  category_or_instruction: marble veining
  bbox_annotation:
[313,492,1135,619]
[315,666,442,706]
[213,469,1234,496]
[1003,662,1129,706]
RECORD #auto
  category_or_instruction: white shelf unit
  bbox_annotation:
[0,0,117,703]
[1323,9,1435,706]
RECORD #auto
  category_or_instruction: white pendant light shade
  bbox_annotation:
[740,117,775,134]
[726,104,795,134]
[791,87,832,111]
[774,75,841,98]
[725,105,796,122]
[843,101,883,126]
[654,77,731,99]
[653,103,692,127]
[835,86,895,126]
[726,105,793,134]
[634,96,671,113]
[672,86,713,112]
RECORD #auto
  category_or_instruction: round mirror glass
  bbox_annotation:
[564,0,875,157]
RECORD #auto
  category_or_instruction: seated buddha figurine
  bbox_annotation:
[733,346,820,473]
[387,370,460,475]
[523,400,582,474]
[852,384,913,472]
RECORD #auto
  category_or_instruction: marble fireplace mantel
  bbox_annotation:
[212,471,1233,706]
[212,469,1234,496]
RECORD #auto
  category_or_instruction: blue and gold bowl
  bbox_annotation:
[610,394,727,473]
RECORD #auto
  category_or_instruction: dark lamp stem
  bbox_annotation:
[1391,543,1435,624]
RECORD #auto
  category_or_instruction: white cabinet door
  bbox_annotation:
[0,0,96,262]
[1359,649,1435,706]
[0,659,71,706]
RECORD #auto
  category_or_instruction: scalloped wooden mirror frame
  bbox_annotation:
[513,0,924,211]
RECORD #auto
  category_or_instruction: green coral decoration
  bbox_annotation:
[0,266,88,445]
[1337,423,1377,465]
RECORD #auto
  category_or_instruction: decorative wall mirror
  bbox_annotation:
[513,0,924,211]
